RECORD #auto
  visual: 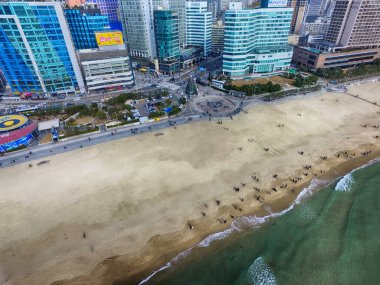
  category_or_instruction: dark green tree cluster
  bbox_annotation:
[316,68,345,80]
[65,104,100,117]
[179,97,187,105]
[148,111,165,119]
[107,93,142,106]
[224,81,282,96]
[293,75,319,87]
[35,107,61,117]
[316,60,380,80]
[167,106,181,116]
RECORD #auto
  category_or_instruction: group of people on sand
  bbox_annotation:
[188,142,377,231]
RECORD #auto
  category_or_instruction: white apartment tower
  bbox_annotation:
[186,1,212,56]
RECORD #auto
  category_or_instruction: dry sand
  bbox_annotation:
[0,82,379,285]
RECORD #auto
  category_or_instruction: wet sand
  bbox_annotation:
[0,82,379,285]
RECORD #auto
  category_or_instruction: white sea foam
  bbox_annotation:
[233,178,326,231]
[246,257,277,285]
[138,262,172,285]
[138,178,327,284]
[300,204,317,221]
[137,248,193,285]
[198,228,235,248]
[335,173,353,192]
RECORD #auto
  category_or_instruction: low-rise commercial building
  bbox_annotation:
[292,46,380,70]
[78,32,134,93]
[180,46,204,69]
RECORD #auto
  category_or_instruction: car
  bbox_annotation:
[150,84,158,87]
[170,77,175,82]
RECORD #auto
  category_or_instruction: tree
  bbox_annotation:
[294,77,303,88]
[95,110,106,120]
[179,97,187,105]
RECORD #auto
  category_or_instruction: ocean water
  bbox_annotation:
[142,161,380,285]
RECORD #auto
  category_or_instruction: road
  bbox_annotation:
[0,115,204,168]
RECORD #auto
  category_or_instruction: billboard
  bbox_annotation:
[95,31,124,47]
[266,0,287,7]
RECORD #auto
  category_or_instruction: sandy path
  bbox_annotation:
[0,82,379,285]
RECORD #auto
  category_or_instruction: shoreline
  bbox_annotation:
[0,81,380,285]
[124,149,380,285]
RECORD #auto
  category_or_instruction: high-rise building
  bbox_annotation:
[186,1,212,56]
[66,0,86,7]
[154,9,180,73]
[325,0,380,50]
[86,0,119,24]
[64,6,110,50]
[304,0,321,22]
[207,0,218,18]
[211,19,224,54]
[293,0,380,70]
[168,0,186,48]
[0,2,85,95]
[287,0,307,34]
[119,0,163,59]
[223,1,293,78]
[0,69,6,93]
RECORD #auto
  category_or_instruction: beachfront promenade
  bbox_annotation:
[0,115,203,168]
[1,75,379,168]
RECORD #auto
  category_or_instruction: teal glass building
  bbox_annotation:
[0,2,85,95]
[223,4,293,78]
[64,7,110,50]
[154,10,180,74]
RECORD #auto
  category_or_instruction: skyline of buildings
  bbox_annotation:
[293,0,380,70]
[1,0,380,95]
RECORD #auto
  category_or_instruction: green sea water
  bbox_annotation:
[143,161,380,285]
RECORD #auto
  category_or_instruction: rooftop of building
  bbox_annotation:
[64,5,102,15]
[78,46,129,61]
[94,30,122,34]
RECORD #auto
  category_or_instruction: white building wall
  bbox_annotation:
[186,1,212,56]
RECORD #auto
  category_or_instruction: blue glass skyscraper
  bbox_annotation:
[86,0,120,28]
[0,2,85,94]
[154,10,180,74]
[64,6,110,50]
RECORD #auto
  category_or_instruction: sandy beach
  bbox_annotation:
[0,81,379,285]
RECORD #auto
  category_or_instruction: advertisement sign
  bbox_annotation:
[95,31,124,46]
[267,0,287,7]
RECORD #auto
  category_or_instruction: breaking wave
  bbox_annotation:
[138,179,325,284]
[335,173,353,192]
[246,257,277,285]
